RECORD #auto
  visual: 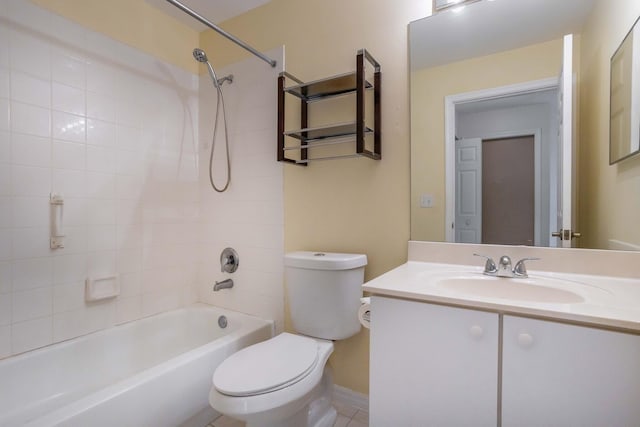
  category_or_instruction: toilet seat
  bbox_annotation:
[213,333,319,397]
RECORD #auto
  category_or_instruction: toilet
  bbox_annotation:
[209,251,367,427]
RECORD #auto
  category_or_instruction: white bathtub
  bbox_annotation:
[0,304,273,427]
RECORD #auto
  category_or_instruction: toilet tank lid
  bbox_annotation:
[285,251,367,270]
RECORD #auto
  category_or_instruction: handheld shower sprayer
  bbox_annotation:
[193,48,233,88]
[194,47,232,193]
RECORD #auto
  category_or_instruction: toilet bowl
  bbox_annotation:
[209,333,336,427]
[208,251,367,427]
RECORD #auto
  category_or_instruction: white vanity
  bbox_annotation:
[364,242,640,427]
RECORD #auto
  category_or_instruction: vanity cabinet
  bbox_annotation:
[370,296,640,427]
[369,296,500,426]
[502,315,640,426]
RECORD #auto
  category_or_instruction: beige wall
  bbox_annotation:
[201,0,426,394]
[30,0,199,73]
[410,39,564,241]
[579,0,640,250]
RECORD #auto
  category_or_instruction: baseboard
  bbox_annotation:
[333,384,369,412]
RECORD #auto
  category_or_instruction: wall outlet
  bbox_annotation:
[420,194,435,208]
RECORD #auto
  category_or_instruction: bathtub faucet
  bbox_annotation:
[213,278,234,291]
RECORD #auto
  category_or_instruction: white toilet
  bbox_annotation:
[209,251,367,427]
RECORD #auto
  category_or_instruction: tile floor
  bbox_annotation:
[208,399,369,427]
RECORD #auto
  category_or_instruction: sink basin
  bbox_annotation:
[427,272,592,303]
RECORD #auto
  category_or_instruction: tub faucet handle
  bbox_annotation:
[220,247,239,273]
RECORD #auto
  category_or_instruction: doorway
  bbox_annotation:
[482,136,535,245]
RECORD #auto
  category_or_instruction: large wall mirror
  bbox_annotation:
[410,0,640,251]
[610,16,640,164]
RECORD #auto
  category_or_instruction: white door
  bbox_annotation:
[455,138,482,243]
[555,33,577,247]
[502,315,640,426]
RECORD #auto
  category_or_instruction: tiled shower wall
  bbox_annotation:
[0,1,203,358]
[197,48,285,334]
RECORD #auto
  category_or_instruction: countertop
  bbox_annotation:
[363,261,640,333]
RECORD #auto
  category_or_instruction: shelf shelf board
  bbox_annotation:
[284,122,373,143]
[284,72,372,101]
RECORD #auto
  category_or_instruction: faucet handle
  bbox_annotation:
[473,253,497,274]
[513,257,540,277]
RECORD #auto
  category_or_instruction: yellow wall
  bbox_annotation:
[200,0,426,394]
[30,0,199,73]
[410,39,564,241]
[579,0,640,249]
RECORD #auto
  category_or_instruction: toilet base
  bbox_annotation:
[244,366,337,427]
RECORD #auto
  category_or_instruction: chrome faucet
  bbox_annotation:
[213,278,234,291]
[474,254,539,278]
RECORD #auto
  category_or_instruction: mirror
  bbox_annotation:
[610,16,640,164]
[410,0,640,251]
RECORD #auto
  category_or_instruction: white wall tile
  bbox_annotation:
[116,295,142,324]
[12,196,49,228]
[11,316,52,354]
[0,325,9,359]
[87,92,116,122]
[52,281,84,314]
[9,31,51,81]
[0,163,10,197]
[0,67,9,99]
[118,271,141,296]
[87,250,116,278]
[53,254,87,285]
[10,102,50,137]
[86,171,115,199]
[0,130,9,163]
[86,198,116,225]
[0,262,10,294]
[87,145,116,173]
[11,256,53,292]
[52,111,85,143]
[12,287,52,322]
[53,169,86,197]
[60,197,86,227]
[12,165,51,196]
[53,140,85,170]
[11,133,51,167]
[52,49,86,89]
[60,225,88,254]
[52,82,85,116]
[0,98,8,131]
[12,227,50,259]
[0,294,11,326]
[0,229,10,261]
[87,225,116,251]
[0,27,8,68]
[0,197,10,228]
[87,119,115,147]
[11,72,50,108]
[86,60,118,95]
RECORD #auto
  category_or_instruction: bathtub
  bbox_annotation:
[0,304,273,427]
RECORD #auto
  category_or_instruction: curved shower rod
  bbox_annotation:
[165,0,277,68]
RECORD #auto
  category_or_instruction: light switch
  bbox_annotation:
[420,194,434,208]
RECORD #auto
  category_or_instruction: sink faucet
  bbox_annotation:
[474,254,539,278]
[213,278,234,291]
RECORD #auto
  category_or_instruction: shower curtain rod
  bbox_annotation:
[165,0,277,68]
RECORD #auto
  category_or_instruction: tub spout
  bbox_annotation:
[213,278,234,291]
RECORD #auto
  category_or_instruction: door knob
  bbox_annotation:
[469,325,483,339]
[517,332,534,348]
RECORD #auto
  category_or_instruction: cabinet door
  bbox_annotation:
[370,297,499,427]
[502,315,640,426]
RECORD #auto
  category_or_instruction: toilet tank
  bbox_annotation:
[285,251,367,340]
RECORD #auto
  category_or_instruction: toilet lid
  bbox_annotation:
[213,333,319,397]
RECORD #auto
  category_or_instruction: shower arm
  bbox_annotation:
[165,0,277,68]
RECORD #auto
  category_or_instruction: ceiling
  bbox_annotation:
[146,0,271,30]
[410,0,597,70]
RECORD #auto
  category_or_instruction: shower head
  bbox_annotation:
[192,47,232,89]
[193,48,208,63]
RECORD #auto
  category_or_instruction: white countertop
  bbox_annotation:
[363,261,640,332]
